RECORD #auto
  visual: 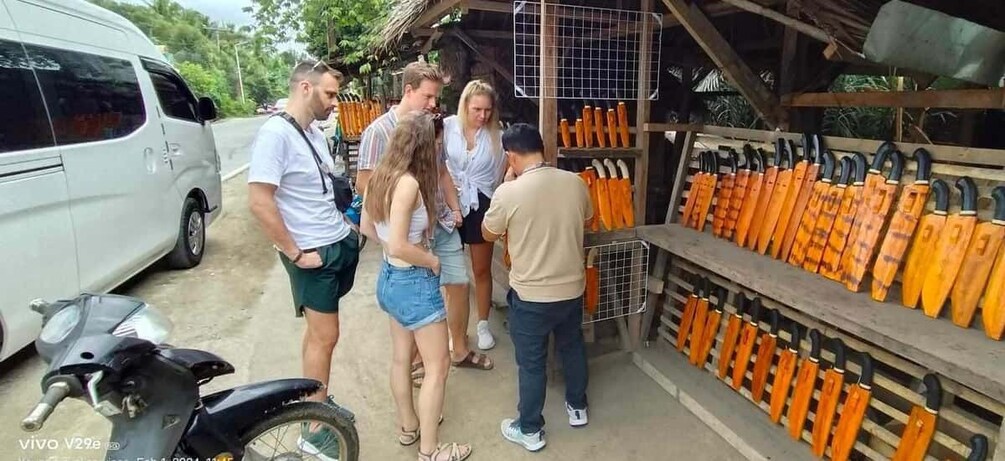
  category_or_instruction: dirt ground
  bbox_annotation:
[1,173,742,461]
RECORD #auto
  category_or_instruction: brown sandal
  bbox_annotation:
[411,362,425,388]
[452,351,493,370]
[418,442,472,461]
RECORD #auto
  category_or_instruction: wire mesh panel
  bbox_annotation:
[584,239,650,324]
[513,1,663,100]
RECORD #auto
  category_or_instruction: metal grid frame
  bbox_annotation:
[583,239,650,324]
[513,1,663,101]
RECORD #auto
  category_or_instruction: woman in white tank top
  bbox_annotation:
[359,111,473,461]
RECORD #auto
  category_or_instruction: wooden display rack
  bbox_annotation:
[634,125,1005,460]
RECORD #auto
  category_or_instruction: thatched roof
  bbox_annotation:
[377,0,439,52]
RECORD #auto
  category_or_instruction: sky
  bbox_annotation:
[118,0,307,53]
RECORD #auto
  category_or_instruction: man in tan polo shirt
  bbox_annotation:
[481,123,593,452]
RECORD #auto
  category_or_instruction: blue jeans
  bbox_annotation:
[376,261,446,330]
[507,289,589,434]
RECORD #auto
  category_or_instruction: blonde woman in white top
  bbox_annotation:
[443,80,507,365]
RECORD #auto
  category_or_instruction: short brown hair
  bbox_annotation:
[289,59,344,89]
[402,61,444,92]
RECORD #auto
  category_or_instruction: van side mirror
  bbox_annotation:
[198,97,218,122]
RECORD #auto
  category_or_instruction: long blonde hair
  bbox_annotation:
[458,79,502,153]
[363,111,442,231]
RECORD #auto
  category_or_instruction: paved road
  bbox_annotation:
[212,115,269,178]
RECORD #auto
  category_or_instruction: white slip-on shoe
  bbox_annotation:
[477,320,496,350]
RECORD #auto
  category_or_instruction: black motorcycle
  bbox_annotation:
[21,293,359,461]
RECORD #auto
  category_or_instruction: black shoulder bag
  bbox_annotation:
[276,112,354,213]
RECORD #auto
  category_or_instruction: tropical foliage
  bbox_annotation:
[91,0,298,117]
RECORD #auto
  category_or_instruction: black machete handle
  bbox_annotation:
[852,153,868,184]
[708,151,720,175]
[752,147,765,174]
[787,322,802,352]
[858,352,874,388]
[745,145,761,172]
[992,186,1005,222]
[931,179,950,214]
[820,150,836,182]
[714,286,728,313]
[787,139,800,164]
[740,147,753,172]
[809,329,822,361]
[734,292,748,317]
[749,297,762,325]
[801,133,816,164]
[727,149,740,174]
[957,177,978,213]
[922,373,943,413]
[887,150,905,183]
[966,434,989,461]
[872,141,896,172]
[698,277,710,298]
[768,309,781,335]
[912,148,933,183]
[836,156,853,186]
[774,138,785,167]
[812,134,824,162]
[831,338,847,372]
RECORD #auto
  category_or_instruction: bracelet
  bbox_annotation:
[291,249,304,263]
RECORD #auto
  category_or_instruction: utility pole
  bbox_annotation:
[235,41,248,103]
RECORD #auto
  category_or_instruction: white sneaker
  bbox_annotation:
[477,320,495,350]
[501,418,546,452]
[566,402,588,427]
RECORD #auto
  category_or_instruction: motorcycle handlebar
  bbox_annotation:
[21,381,71,432]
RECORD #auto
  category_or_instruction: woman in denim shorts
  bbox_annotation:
[360,111,472,461]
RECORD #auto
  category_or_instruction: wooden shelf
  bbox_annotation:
[558,147,643,158]
[636,224,1005,403]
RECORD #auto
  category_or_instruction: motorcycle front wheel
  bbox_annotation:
[240,401,359,461]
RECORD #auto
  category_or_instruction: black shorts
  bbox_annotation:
[459,192,492,245]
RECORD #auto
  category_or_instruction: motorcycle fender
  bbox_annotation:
[105,356,199,460]
[180,378,324,457]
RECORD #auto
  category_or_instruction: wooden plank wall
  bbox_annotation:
[660,263,1003,461]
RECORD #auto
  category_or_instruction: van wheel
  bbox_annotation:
[166,197,205,269]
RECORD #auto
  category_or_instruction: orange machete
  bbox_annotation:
[717,292,748,380]
[843,150,906,292]
[688,279,713,364]
[922,177,979,318]
[681,151,704,228]
[771,135,813,259]
[603,159,624,230]
[769,322,802,423]
[811,338,847,457]
[787,328,822,441]
[735,146,766,247]
[750,308,781,403]
[952,186,1005,328]
[757,139,796,254]
[871,149,934,301]
[835,142,896,284]
[830,352,874,461]
[617,102,631,147]
[892,374,943,461]
[591,159,616,231]
[582,106,594,148]
[804,155,854,273]
[617,159,636,228]
[713,150,739,238]
[695,152,720,232]
[819,153,868,281]
[982,196,1005,339]
[724,148,751,240]
[747,148,780,250]
[695,285,729,368]
[731,297,763,391]
[677,277,707,352]
[789,150,836,267]
[779,134,824,259]
[901,179,950,309]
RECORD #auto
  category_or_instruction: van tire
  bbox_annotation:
[166,197,205,269]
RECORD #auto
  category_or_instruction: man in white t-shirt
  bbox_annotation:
[248,59,360,456]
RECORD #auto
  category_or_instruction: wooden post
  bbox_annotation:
[637,130,699,349]
[634,0,654,225]
[538,0,558,164]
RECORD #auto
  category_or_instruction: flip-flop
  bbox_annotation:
[451,351,493,370]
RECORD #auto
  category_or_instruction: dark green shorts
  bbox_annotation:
[279,231,361,317]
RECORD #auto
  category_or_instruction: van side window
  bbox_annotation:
[141,59,200,123]
[0,39,56,153]
[25,44,146,146]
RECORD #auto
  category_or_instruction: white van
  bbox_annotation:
[0,0,222,361]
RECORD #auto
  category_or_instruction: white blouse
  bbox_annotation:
[443,115,506,216]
